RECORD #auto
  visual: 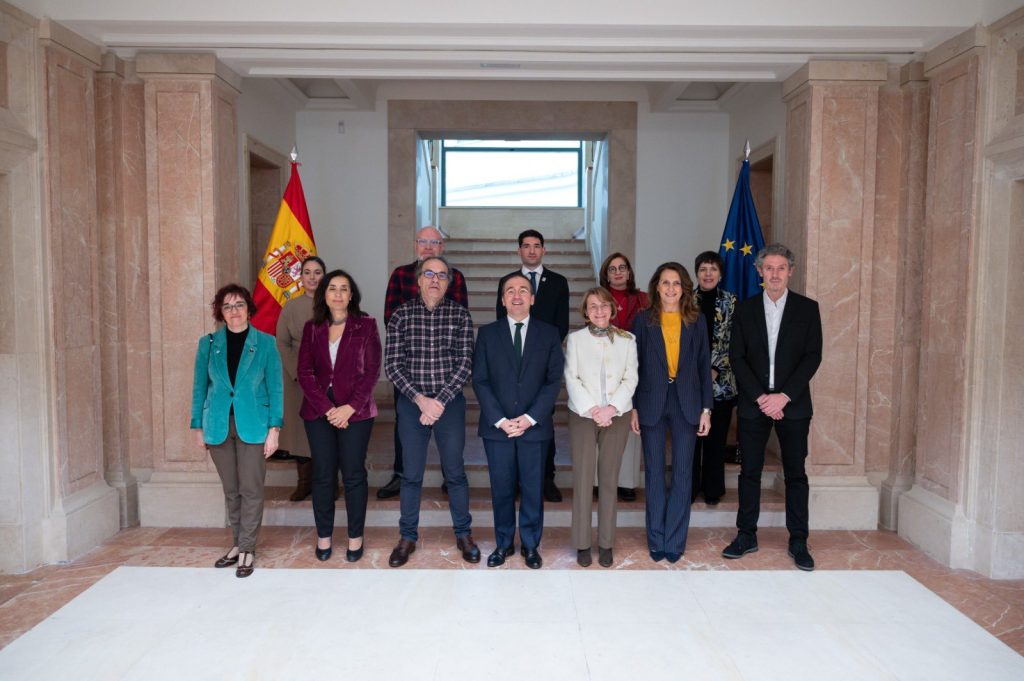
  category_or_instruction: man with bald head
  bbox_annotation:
[378,226,469,499]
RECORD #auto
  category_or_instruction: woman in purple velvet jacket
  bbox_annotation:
[298,269,381,563]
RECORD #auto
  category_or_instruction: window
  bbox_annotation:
[441,139,583,207]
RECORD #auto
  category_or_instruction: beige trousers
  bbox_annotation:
[569,411,632,550]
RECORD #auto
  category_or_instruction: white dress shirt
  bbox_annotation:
[521,265,545,293]
[763,289,789,390]
[495,315,536,428]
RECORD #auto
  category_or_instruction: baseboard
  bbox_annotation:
[42,480,120,563]
[138,472,225,527]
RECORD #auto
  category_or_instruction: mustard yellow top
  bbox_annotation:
[661,312,682,379]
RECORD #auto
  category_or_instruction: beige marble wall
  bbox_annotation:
[0,1,48,574]
[95,54,151,527]
[387,100,637,272]
[782,61,888,529]
[135,53,242,525]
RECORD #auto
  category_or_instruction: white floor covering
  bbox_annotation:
[1,567,1022,680]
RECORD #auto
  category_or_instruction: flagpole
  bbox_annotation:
[290,146,298,163]
[744,139,751,161]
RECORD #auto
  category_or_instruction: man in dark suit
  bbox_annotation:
[722,243,822,571]
[495,229,570,502]
[476,273,564,568]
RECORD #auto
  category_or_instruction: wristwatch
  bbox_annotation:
[701,408,712,416]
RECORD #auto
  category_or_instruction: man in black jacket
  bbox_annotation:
[722,243,822,571]
[495,229,569,502]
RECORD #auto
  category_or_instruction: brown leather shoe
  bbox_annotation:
[456,535,481,563]
[388,539,416,567]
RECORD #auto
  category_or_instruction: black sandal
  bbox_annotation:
[235,551,255,578]
[214,547,239,568]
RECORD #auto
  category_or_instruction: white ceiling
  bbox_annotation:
[16,0,1020,111]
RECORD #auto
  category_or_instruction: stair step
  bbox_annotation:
[261,486,787,529]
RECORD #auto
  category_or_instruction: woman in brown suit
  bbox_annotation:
[276,256,325,500]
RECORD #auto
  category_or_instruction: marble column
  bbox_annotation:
[36,20,121,563]
[0,3,48,573]
[95,54,150,528]
[782,60,888,530]
[135,53,242,526]
[900,13,1024,578]
[870,64,930,530]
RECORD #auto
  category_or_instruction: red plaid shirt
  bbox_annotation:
[383,261,469,325]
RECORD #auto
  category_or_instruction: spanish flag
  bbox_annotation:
[250,162,316,334]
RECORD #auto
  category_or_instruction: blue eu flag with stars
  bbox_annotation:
[718,159,766,302]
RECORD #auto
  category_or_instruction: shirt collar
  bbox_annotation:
[506,315,530,332]
[763,288,789,310]
[521,264,545,278]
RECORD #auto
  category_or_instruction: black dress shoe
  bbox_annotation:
[214,548,239,568]
[388,539,416,567]
[617,487,637,502]
[705,497,720,506]
[376,475,401,499]
[269,449,294,461]
[456,535,481,564]
[665,552,682,564]
[722,533,759,559]
[315,544,332,562]
[543,480,563,503]
[598,547,613,568]
[649,550,666,562]
[345,545,364,563]
[577,548,592,567]
[487,546,515,567]
[235,551,255,578]
[521,547,543,569]
[441,481,449,496]
[788,542,815,571]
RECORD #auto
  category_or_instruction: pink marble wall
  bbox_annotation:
[915,53,982,502]
[140,59,240,473]
[783,66,887,476]
[42,43,103,497]
[95,58,152,524]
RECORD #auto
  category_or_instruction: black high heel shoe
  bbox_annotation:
[346,539,364,562]
[214,547,239,568]
[315,541,332,562]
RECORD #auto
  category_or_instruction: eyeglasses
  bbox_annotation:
[421,270,449,281]
[587,303,612,313]
[416,239,443,247]
[606,264,629,274]
[221,303,247,313]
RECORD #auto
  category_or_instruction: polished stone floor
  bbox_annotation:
[1,525,1022,666]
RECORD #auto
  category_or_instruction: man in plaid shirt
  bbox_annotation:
[384,255,479,567]
[378,226,469,500]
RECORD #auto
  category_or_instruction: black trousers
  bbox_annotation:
[305,416,374,539]
[544,407,557,481]
[736,413,811,542]
[692,398,735,501]
[391,385,404,475]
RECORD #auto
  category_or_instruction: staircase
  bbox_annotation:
[263,236,786,529]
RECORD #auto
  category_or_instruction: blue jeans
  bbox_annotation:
[396,393,472,541]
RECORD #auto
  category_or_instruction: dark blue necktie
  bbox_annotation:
[528,271,537,293]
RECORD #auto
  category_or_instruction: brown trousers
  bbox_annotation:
[209,416,267,552]
[569,411,631,550]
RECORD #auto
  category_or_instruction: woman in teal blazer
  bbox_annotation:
[190,283,284,577]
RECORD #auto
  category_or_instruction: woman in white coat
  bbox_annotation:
[564,286,639,568]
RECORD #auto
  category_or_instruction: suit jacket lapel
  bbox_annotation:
[649,320,670,376]
[776,294,796,354]
[754,297,770,356]
[211,329,231,386]
[498,321,520,375]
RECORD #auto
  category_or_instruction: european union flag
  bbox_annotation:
[718,159,766,301]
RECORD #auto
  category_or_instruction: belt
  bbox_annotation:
[667,377,675,384]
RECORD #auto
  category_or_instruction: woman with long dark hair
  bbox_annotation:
[630,263,712,563]
[297,270,381,562]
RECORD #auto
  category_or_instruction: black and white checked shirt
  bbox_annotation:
[385,296,474,406]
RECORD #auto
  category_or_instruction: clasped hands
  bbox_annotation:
[588,405,618,428]
[499,415,533,438]
[757,393,789,420]
[415,394,445,426]
[326,404,356,429]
